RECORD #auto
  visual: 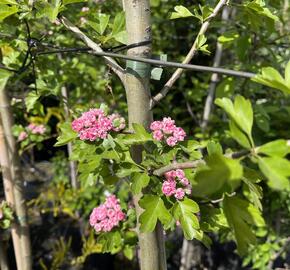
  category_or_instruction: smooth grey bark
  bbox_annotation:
[124,1,166,269]
[0,87,32,270]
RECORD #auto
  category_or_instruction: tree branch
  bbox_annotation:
[153,139,290,176]
[150,0,228,109]
[153,160,205,177]
[268,237,290,269]
[201,7,230,131]
[59,16,125,83]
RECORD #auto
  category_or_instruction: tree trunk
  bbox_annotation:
[179,239,202,270]
[124,1,167,269]
[0,85,32,270]
[61,85,78,189]
[0,119,23,270]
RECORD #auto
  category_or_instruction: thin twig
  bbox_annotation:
[150,0,228,109]
[59,16,125,83]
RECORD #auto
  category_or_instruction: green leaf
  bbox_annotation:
[200,206,228,232]
[255,106,270,133]
[45,0,62,22]
[0,0,18,4]
[170,5,194,19]
[55,122,78,146]
[139,195,172,232]
[0,4,18,21]
[192,154,243,197]
[215,95,253,145]
[207,141,223,155]
[234,95,253,137]
[218,31,239,44]
[252,65,290,95]
[223,196,265,255]
[173,198,200,240]
[193,231,212,248]
[115,163,141,178]
[242,177,263,211]
[113,30,127,44]
[285,61,290,86]
[150,0,160,7]
[25,91,40,112]
[216,78,234,98]
[197,36,211,55]
[131,172,150,195]
[62,0,86,5]
[258,157,290,190]
[122,123,152,145]
[245,1,279,22]
[229,121,251,149]
[123,245,134,260]
[102,134,116,149]
[257,140,290,157]
[88,13,110,35]
[112,11,125,36]
[98,231,122,254]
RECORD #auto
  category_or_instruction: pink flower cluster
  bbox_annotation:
[150,117,186,146]
[28,123,46,134]
[18,123,46,141]
[89,195,126,233]
[162,169,191,200]
[18,131,28,141]
[71,107,125,141]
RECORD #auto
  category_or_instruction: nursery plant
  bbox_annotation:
[0,0,289,269]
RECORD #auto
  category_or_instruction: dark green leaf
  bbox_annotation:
[192,154,243,197]
[116,163,141,178]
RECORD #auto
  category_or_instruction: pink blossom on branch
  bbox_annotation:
[162,180,176,196]
[27,123,46,135]
[89,195,126,233]
[18,131,28,141]
[161,169,191,200]
[72,106,126,141]
[150,117,186,147]
[174,188,185,200]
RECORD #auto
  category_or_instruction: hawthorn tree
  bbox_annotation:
[0,0,289,270]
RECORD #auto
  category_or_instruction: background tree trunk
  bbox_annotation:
[124,0,167,269]
[0,85,32,270]
[0,119,23,270]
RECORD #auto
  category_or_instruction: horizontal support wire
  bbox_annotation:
[37,48,255,79]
